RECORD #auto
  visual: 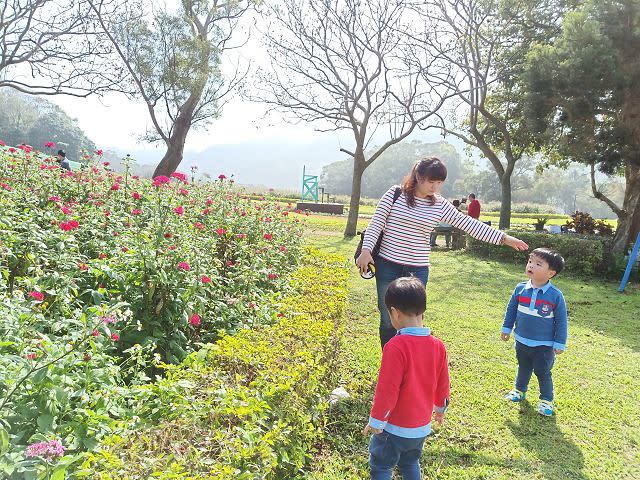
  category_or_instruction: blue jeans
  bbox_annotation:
[515,341,555,401]
[369,431,426,480]
[375,256,429,349]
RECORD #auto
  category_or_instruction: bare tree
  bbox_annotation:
[88,0,252,177]
[256,0,454,236]
[418,0,557,228]
[0,0,122,96]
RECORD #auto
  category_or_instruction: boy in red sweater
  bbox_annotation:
[363,277,450,480]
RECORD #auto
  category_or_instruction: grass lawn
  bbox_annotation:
[303,229,640,480]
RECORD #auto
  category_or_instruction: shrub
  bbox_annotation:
[79,249,348,479]
[467,231,615,276]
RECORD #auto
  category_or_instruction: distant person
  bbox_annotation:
[364,277,449,480]
[450,200,465,249]
[355,157,528,349]
[56,150,71,171]
[467,193,480,219]
[501,248,567,416]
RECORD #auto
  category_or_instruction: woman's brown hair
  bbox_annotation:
[401,157,447,207]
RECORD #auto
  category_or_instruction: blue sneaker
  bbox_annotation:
[537,400,555,416]
[505,389,526,402]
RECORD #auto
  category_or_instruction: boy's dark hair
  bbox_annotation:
[452,199,460,207]
[384,276,426,316]
[530,248,565,276]
[57,150,66,158]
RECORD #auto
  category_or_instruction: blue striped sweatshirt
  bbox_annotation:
[362,186,505,266]
[501,280,568,350]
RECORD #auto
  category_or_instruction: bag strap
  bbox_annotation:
[391,186,401,205]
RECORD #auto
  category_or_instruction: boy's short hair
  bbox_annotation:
[384,276,426,316]
[530,248,565,276]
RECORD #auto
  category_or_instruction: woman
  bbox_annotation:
[356,157,528,349]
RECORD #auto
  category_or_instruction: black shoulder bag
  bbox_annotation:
[354,187,402,278]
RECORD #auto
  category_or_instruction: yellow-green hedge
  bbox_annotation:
[80,249,348,479]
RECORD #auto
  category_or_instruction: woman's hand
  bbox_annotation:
[503,234,528,251]
[356,248,374,275]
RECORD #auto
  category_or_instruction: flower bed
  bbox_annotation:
[79,249,348,479]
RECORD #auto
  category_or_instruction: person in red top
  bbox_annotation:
[363,277,450,480]
[467,193,481,219]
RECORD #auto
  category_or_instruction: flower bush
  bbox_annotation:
[0,142,305,478]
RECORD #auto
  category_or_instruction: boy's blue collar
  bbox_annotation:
[525,279,553,293]
[397,327,431,336]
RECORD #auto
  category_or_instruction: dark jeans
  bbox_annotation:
[374,256,429,349]
[369,431,426,480]
[515,341,555,401]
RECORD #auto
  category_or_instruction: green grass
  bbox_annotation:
[303,230,640,479]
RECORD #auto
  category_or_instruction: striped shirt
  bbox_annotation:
[362,186,505,266]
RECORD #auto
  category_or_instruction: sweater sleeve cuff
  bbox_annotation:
[553,342,566,351]
[433,397,449,414]
[369,416,387,430]
[501,326,513,334]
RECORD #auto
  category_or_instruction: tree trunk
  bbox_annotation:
[152,116,192,178]
[612,162,640,254]
[344,152,366,237]
[499,175,512,230]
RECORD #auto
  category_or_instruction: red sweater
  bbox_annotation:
[467,199,481,219]
[369,328,450,438]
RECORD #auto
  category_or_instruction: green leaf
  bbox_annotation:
[50,466,66,480]
[0,428,9,455]
[36,414,54,432]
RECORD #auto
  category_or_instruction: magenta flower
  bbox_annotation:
[193,222,204,230]
[174,205,184,215]
[132,192,141,200]
[218,174,226,180]
[44,141,56,149]
[29,291,44,302]
[189,313,201,326]
[215,228,226,235]
[25,440,65,461]
[201,275,212,283]
[171,172,187,182]
[110,333,120,342]
[152,175,171,187]
[132,209,142,215]
[177,262,190,271]
[263,233,273,240]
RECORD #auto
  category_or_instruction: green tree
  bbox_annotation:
[524,0,640,253]
[90,0,252,177]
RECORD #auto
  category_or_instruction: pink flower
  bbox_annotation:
[189,313,201,326]
[168,245,177,250]
[101,315,117,324]
[18,144,32,153]
[267,273,280,280]
[111,333,120,342]
[179,188,189,196]
[25,440,65,461]
[25,352,38,360]
[110,183,120,191]
[60,206,72,215]
[48,196,60,202]
[177,262,190,271]
[132,192,141,200]
[44,141,55,148]
[201,275,212,283]
[171,172,187,182]
[174,206,184,215]
[152,176,171,187]
[29,291,44,302]
[263,233,273,240]
[132,209,142,215]
[91,329,99,337]
[218,174,226,180]
[264,217,272,222]
[193,222,204,230]
[206,199,213,205]
[235,233,247,239]
[104,210,111,217]
[0,140,5,146]
[280,245,287,253]
[96,150,104,156]
[79,263,88,271]
[215,228,226,236]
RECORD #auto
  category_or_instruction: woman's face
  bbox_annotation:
[416,177,444,197]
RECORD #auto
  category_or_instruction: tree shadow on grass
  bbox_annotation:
[505,401,587,480]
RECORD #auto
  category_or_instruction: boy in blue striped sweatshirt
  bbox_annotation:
[501,248,567,416]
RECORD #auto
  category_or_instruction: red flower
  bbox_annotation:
[29,291,44,301]
[179,188,189,196]
[171,172,187,182]
[91,329,99,337]
[132,209,142,215]
[98,253,107,259]
[8,147,16,153]
[280,245,287,253]
[168,245,177,250]
[206,199,213,205]
[25,352,38,360]
[18,144,32,153]
[104,210,111,217]
[264,217,272,222]
[193,222,204,230]
[177,262,190,271]
[59,221,79,231]
[60,206,72,215]
[202,208,210,215]
[218,174,226,180]
[48,196,60,202]
[201,275,212,283]
[277,313,285,317]
[44,141,55,148]
[215,228,226,236]
[236,233,247,239]
[189,313,201,326]
[132,192,141,200]
[79,263,88,271]
[96,150,104,156]
[267,273,280,280]
[263,233,273,240]
[152,176,170,187]
[164,232,172,238]
[174,206,184,215]
[110,333,120,342]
